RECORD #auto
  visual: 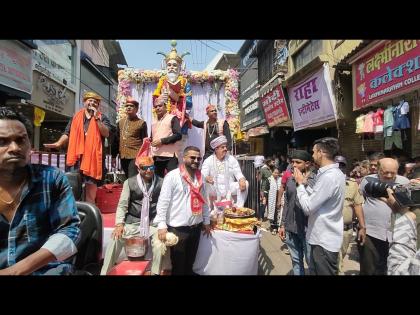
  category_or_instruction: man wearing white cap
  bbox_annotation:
[201,135,248,208]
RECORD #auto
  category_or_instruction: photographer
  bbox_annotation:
[359,158,410,275]
[383,187,420,275]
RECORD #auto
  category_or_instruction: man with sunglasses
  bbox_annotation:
[101,156,169,275]
[201,135,248,209]
[112,97,148,178]
[150,100,182,178]
[190,104,232,161]
[154,146,211,275]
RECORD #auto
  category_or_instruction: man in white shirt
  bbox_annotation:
[154,146,212,275]
[201,135,248,209]
[294,137,346,275]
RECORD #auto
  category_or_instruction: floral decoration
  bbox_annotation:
[117,68,241,138]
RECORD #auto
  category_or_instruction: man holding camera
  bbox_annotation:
[359,158,410,275]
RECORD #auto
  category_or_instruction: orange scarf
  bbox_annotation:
[66,109,103,180]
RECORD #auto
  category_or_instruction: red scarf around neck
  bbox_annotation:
[179,164,206,216]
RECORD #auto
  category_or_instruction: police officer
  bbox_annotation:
[335,155,367,274]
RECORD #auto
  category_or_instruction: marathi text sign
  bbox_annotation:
[288,64,337,131]
[0,40,32,95]
[353,40,420,109]
[32,70,75,117]
[261,84,289,127]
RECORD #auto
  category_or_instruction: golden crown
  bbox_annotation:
[157,40,190,65]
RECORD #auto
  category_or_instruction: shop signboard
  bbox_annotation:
[32,70,75,117]
[32,40,76,91]
[261,84,289,127]
[288,63,337,131]
[0,40,32,96]
[353,40,420,109]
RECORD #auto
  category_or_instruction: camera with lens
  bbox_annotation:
[364,178,420,207]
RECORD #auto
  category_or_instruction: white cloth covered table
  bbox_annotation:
[193,229,261,275]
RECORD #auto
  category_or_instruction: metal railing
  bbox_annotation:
[30,151,122,173]
[236,155,260,211]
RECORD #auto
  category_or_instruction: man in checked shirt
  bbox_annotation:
[0,107,80,275]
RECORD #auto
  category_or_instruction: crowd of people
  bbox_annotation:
[0,82,245,275]
[1,42,420,275]
[258,145,420,275]
[2,99,420,275]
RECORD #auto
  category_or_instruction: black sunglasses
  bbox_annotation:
[139,165,155,171]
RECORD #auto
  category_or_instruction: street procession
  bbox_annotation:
[1,39,420,275]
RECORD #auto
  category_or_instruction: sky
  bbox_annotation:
[118,40,244,71]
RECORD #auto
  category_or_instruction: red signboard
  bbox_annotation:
[261,84,289,127]
[353,40,420,109]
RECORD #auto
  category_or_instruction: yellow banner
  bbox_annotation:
[34,106,45,127]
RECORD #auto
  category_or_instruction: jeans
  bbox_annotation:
[284,231,311,275]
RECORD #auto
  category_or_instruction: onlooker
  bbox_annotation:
[260,158,274,220]
[279,150,316,275]
[358,158,410,275]
[368,152,385,175]
[407,168,420,249]
[294,137,346,275]
[383,187,420,275]
[278,154,289,172]
[334,155,367,275]
[267,168,281,235]
[0,107,80,275]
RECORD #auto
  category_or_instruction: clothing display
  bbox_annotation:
[355,114,366,133]
[383,106,394,137]
[354,97,412,152]
[363,111,374,133]
[372,108,384,133]
[393,100,410,130]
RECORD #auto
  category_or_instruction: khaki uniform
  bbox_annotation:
[338,178,364,274]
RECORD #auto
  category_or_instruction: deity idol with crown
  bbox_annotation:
[153,41,192,135]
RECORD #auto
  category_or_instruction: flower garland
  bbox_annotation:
[117,68,241,138]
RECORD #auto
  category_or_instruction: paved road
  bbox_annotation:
[258,221,360,275]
